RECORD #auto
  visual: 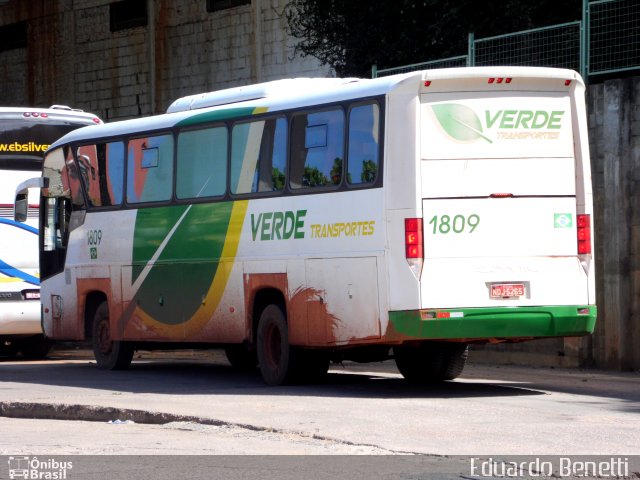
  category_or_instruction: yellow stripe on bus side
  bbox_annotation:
[0,277,23,282]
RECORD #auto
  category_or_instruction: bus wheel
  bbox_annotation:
[224,344,258,370]
[0,341,19,358]
[256,304,294,386]
[394,342,468,383]
[19,335,52,359]
[92,301,134,370]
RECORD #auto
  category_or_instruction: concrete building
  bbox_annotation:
[0,0,331,120]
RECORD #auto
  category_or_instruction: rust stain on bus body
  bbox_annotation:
[244,272,288,341]
[289,286,340,347]
[243,274,339,347]
[90,273,347,348]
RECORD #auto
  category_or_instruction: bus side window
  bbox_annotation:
[76,142,124,208]
[176,126,227,199]
[104,141,124,205]
[347,103,380,185]
[290,108,344,189]
[231,117,286,194]
[127,134,174,203]
[63,146,86,210]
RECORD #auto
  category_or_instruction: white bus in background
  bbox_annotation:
[15,67,596,383]
[0,106,101,358]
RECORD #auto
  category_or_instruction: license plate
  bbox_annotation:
[490,283,525,298]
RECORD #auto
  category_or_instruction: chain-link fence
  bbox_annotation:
[372,56,468,79]
[589,0,640,76]
[373,0,639,81]
[473,22,581,71]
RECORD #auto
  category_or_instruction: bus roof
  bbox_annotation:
[46,66,583,150]
[0,106,102,125]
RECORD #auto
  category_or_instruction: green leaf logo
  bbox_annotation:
[432,103,492,143]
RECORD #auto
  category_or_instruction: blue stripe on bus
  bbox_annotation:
[0,259,40,286]
[0,217,38,234]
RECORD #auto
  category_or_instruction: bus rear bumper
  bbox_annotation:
[0,301,42,335]
[387,305,597,342]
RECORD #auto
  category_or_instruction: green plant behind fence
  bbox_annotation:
[373,0,639,80]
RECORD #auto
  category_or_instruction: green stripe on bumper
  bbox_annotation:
[389,305,597,340]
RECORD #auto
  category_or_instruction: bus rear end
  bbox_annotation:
[387,68,596,380]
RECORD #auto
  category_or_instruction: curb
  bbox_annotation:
[0,401,249,428]
[0,401,412,454]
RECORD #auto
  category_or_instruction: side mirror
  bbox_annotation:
[14,191,28,222]
[14,177,48,223]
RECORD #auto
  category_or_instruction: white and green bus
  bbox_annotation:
[15,67,596,384]
[0,106,101,358]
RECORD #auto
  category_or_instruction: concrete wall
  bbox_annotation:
[588,77,640,371]
[473,77,640,371]
[0,0,330,120]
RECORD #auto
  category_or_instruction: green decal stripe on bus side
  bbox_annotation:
[389,306,597,340]
[131,205,190,285]
[132,202,235,326]
[176,107,260,127]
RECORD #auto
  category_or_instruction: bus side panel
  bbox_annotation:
[237,191,386,347]
[383,85,423,312]
[304,257,381,345]
[45,208,138,342]
[0,172,41,336]
[41,271,79,340]
[115,204,248,343]
[195,260,248,343]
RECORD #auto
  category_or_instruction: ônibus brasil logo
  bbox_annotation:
[8,456,73,479]
[431,103,565,143]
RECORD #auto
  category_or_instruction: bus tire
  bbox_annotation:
[256,304,295,386]
[19,335,52,359]
[394,342,468,383]
[92,301,134,370]
[0,341,19,358]
[224,344,258,370]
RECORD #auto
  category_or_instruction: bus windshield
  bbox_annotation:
[0,118,88,169]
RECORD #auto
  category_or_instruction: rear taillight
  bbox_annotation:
[405,218,424,279]
[577,214,591,254]
[405,218,423,258]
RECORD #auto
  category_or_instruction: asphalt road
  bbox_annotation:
[0,348,638,478]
